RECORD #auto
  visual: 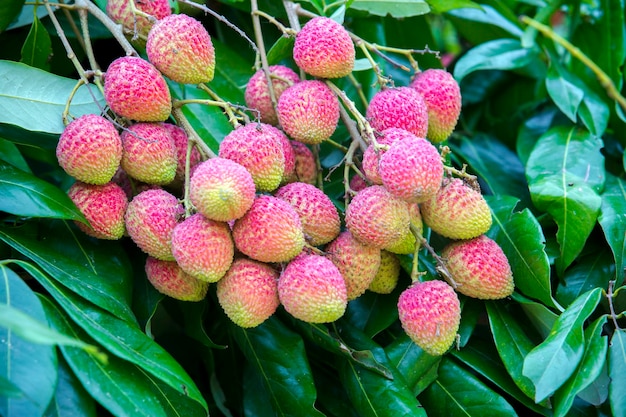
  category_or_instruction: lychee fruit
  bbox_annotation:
[285,141,317,184]
[366,87,428,137]
[189,157,255,222]
[218,123,285,192]
[378,136,443,204]
[274,182,341,246]
[104,56,171,122]
[106,0,171,39]
[217,258,280,328]
[68,181,128,240]
[245,65,300,125]
[277,80,340,145]
[56,114,122,185]
[161,123,202,184]
[326,231,381,300]
[146,14,215,84]
[278,253,347,323]
[368,250,401,294]
[124,188,183,260]
[145,257,208,302]
[362,128,415,185]
[171,214,234,283]
[120,122,178,185]
[397,279,461,356]
[278,132,296,183]
[293,16,355,79]
[421,178,492,240]
[442,235,514,299]
[385,202,422,255]
[232,195,305,263]
[410,69,461,143]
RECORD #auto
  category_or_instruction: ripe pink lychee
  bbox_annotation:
[232,195,305,263]
[124,188,183,260]
[398,280,461,356]
[284,141,317,184]
[411,69,461,143]
[349,173,368,193]
[368,250,401,294]
[362,128,415,185]
[171,214,234,283]
[442,235,514,299]
[218,123,285,192]
[161,123,202,184]
[278,253,347,323]
[378,136,443,204]
[245,65,300,125]
[120,122,177,185]
[277,80,340,145]
[366,87,428,137]
[145,257,208,302]
[56,114,122,185]
[68,181,128,240]
[278,132,296,183]
[385,202,422,255]
[104,56,171,122]
[217,258,280,328]
[146,14,215,84]
[293,16,355,79]
[106,0,171,39]
[421,178,492,240]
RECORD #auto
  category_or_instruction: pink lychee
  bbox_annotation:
[106,0,171,39]
[366,87,428,137]
[145,257,208,302]
[68,181,128,240]
[161,123,202,184]
[362,128,416,185]
[244,65,300,125]
[284,141,317,184]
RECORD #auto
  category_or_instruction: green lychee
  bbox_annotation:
[145,257,208,302]
[368,250,401,294]
[366,87,428,137]
[68,181,128,240]
[245,65,300,125]
[385,202,422,255]
[120,122,177,185]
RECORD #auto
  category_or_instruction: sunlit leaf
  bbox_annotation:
[349,0,430,18]
[545,60,584,123]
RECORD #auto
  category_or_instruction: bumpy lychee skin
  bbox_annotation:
[171,214,234,283]
[349,174,368,193]
[366,87,428,137]
[385,202,422,255]
[274,182,341,246]
[345,185,411,249]
[398,280,461,356]
[278,253,347,323]
[161,123,202,184]
[106,0,171,39]
[277,80,340,145]
[217,258,280,328]
[362,128,415,185]
[125,189,183,260]
[56,114,122,185]
[442,235,514,299]
[146,14,215,84]
[293,16,355,79]
[368,250,401,294]
[278,133,296,183]
[189,158,255,222]
[326,231,381,300]
[410,69,461,143]
[284,141,317,184]
[421,178,492,240]
[233,195,305,263]
[121,122,177,185]
[245,65,300,125]
[68,181,128,240]
[104,56,171,122]
[218,123,285,192]
[145,257,208,302]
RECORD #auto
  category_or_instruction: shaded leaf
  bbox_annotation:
[266,36,295,65]
[0,137,30,172]
[556,250,615,307]
[0,0,25,32]
[349,0,430,18]
[43,355,96,417]
[20,15,52,71]
[343,289,400,337]
[598,173,626,285]
[425,0,480,13]
[384,333,441,395]
[446,4,523,37]
[576,78,610,137]
[512,292,559,339]
[609,329,626,417]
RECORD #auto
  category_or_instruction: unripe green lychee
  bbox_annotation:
[345,185,410,249]
[120,122,177,185]
[146,14,215,84]
[421,178,492,240]
[232,195,305,263]
[161,123,202,184]
[68,181,128,240]
[362,128,415,185]
[245,65,300,125]
[104,56,171,122]
[442,235,514,299]
[274,182,341,246]
[366,87,428,137]
[325,231,381,300]
[378,136,443,204]
[284,141,317,184]
[397,280,461,356]
[145,257,208,302]
[385,202,422,255]
[189,157,256,222]
[218,123,285,192]
[293,16,355,79]
[410,69,461,143]
[171,214,234,283]
[217,258,280,328]
[277,80,340,145]
[278,253,347,323]
[125,188,183,260]
[106,0,171,39]
[56,114,122,185]
[368,250,401,294]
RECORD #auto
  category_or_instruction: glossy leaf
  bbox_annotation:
[609,329,626,417]
[425,0,480,13]
[512,293,559,339]
[522,288,603,402]
[349,0,430,18]
[44,355,96,417]
[599,173,626,285]
[20,15,52,71]
[266,36,295,65]
[343,289,400,337]
[545,60,584,123]
[446,4,523,38]
[598,0,625,88]
[0,137,30,172]
[0,0,25,32]
[384,334,440,395]
[575,77,610,137]
[556,250,615,307]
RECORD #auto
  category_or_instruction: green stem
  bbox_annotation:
[171,107,216,159]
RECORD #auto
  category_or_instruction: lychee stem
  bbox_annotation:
[607,280,623,331]
[252,9,298,37]
[325,81,376,149]
[417,233,458,289]
[171,106,217,159]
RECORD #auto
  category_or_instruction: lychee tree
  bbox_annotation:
[0,1,624,416]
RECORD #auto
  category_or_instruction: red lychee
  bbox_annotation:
[145,257,208,302]
[68,181,128,240]
[244,65,300,125]
[366,87,428,137]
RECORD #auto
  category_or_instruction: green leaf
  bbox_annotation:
[609,329,626,417]
[349,0,430,18]
[522,288,603,402]
[0,0,25,32]
[20,15,52,71]
[556,250,615,307]
[0,137,30,172]
[599,173,626,285]
[343,289,399,337]
[526,125,605,275]
[266,36,295,66]
[44,355,96,417]
[600,0,625,89]
[0,60,105,135]
[384,334,441,395]
[545,60,584,123]
[512,292,559,339]
[0,376,23,399]
[576,79,610,137]
[0,264,57,417]
[446,4,523,38]
[425,0,481,13]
